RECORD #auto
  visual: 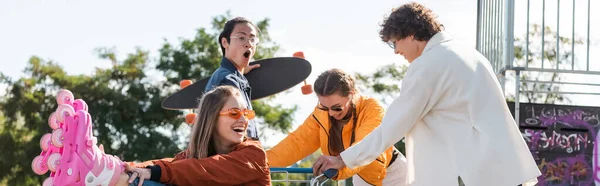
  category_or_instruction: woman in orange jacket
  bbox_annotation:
[267,68,407,186]
[122,85,271,186]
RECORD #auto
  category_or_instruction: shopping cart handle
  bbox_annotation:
[323,169,338,178]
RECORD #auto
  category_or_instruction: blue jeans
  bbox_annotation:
[127,172,166,186]
[128,177,166,186]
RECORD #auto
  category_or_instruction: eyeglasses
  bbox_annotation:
[317,105,344,112]
[230,36,260,46]
[387,40,396,49]
[220,108,255,120]
[317,97,351,113]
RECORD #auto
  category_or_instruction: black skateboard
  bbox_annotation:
[162,56,312,110]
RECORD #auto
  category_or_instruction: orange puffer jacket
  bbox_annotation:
[267,95,396,186]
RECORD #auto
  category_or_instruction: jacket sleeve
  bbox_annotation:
[128,151,188,168]
[266,110,321,167]
[152,141,269,185]
[335,99,389,180]
[340,58,447,169]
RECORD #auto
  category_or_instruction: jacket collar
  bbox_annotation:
[423,31,453,53]
[220,57,241,74]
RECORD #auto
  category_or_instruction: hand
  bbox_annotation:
[312,155,345,176]
[243,63,261,74]
[125,163,152,186]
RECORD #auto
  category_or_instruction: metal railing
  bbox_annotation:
[476,0,598,123]
[270,168,338,186]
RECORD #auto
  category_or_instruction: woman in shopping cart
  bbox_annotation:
[266,68,408,186]
[123,85,271,186]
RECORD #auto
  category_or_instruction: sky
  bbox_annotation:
[0,0,597,147]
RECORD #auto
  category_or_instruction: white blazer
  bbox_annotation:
[340,32,541,186]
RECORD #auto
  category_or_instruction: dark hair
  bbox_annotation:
[218,17,260,56]
[313,68,357,97]
[379,2,444,42]
[187,85,243,159]
[314,69,359,156]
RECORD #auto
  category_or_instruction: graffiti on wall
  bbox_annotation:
[508,102,600,186]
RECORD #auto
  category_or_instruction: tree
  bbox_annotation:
[510,23,582,104]
[0,51,184,185]
[0,12,297,186]
[156,11,296,138]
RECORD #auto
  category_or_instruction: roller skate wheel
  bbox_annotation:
[42,177,54,186]
[72,99,88,112]
[47,153,61,172]
[48,112,60,130]
[51,128,64,148]
[40,133,52,151]
[55,104,75,122]
[31,155,48,175]
[56,89,74,105]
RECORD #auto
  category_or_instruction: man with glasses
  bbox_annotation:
[314,2,540,186]
[205,17,262,140]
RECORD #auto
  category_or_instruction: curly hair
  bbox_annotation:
[379,2,444,42]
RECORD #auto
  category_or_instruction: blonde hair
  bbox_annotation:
[187,85,242,159]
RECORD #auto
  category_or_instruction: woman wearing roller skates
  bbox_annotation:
[33,86,269,186]
[122,85,270,186]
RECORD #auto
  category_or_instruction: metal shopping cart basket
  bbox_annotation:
[270,167,338,186]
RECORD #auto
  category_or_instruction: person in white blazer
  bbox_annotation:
[312,2,541,186]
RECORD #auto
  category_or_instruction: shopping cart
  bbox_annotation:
[270,167,338,186]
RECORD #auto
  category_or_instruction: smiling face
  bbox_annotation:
[389,36,423,63]
[317,93,353,120]
[221,22,259,70]
[214,94,251,147]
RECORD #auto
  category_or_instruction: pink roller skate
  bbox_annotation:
[32,89,81,186]
[33,89,126,186]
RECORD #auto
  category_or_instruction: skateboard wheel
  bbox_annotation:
[42,177,54,186]
[185,113,196,125]
[56,89,74,105]
[301,84,313,95]
[32,155,48,175]
[180,80,193,89]
[47,153,61,172]
[55,104,75,123]
[51,128,64,148]
[293,51,305,59]
[48,112,60,130]
[72,99,88,112]
[40,133,52,151]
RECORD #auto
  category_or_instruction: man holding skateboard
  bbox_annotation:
[205,17,262,140]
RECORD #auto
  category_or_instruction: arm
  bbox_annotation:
[128,151,188,168]
[340,59,446,169]
[335,99,388,180]
[266,111,321,167]
[151,141,269,185]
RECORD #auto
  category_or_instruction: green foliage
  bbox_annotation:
[156,10,296,136]
[0,12,297,186]
[511,24,583,104]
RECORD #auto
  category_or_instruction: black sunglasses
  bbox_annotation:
[317,104,344,112]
